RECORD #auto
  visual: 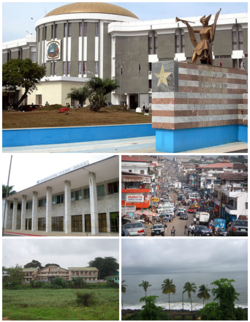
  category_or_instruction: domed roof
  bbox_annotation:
[45,2,139,19]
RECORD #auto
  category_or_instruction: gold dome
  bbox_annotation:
[45,2,139,19]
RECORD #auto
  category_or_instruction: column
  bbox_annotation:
[64,180,71,234]
[12,198,18,230]
[82,214,85,232]
[21,195,27,231]
[106,211,111,233]
[3,200,9,229]
[46,187,52,232]
[89,172,98,235]
[31,191,38,231]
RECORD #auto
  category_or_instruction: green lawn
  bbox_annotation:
[3,288,119,320]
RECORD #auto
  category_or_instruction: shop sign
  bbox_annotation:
[122,206,136,214]
[126,194,144,202]
[152,197,159,202]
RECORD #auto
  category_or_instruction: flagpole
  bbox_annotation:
[2,155,13,236]
[120,61,122,106]
[138,61,140,108]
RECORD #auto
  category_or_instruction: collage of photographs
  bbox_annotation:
[1,1,248,322]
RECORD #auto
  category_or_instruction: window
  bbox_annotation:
[78,61,82,74]
[83,61,87,74]
[67,62,71,75]
[68,23,71,37]
[71,190,82,201]
[84,188,90,199]
[95,61,98,74]
[17,203,21,211]
[52,216,63,231]
[51,25,54,39]
[18,49,22,59]
[55,24,58,38]
[31,52,36,63]
[175,29,185,53]
[36,95,42,105]
[39,198,46,207]
[54,62,57,76]
[148,37,153,54]
[140,170,144,174]
[79,22,83,36]
[63,62,67,75]
[71,215,82,232]
[246,202,248,210]
[108,182,119,194]
[50,62,53,75]
[232,24,243,50]
[38,29,40,42]
[38,218,46,231]
[95,22,99,36]
[64,23,67,37]
[97,185,105,197]
[84,22,87,36]
[154,36,158,54]
[52,194,63,205]
[98,213,107,232]
[26,201,32,209]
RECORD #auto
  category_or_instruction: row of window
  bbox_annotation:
[11,182,119,210]
[39,22,99,41]
[49,61,99,76]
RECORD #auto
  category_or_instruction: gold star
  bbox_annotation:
[154,65,172,87]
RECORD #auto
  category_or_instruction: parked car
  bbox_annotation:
[122,222,147,236]
[216,228,228,236]
[21,104,42,111]
[194,225,213,236]
[180,213,188,220]
[159,214,173,222]
[177,208,186,215]
[151,224,165,236]
[188,207,196,213]
[122,228,129,236]
[227,220,248,236]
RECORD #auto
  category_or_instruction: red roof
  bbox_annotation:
[122,156,151,163]
[198,162,233,169]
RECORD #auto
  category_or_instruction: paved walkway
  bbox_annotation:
[2,138,247,153]
[3,230,119,237]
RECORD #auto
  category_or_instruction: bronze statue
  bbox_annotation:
[176,9,221,65]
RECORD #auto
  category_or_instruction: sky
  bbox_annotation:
[2,2,248,42]
[122,239,248,275]
[1,154,113,192]
[2,238,119,269]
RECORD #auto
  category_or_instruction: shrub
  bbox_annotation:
[106,280,119,288]
[41,283,53,289]
[75,292,96,307]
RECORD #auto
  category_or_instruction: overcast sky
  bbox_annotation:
[3,238,119,269]
[122,239,248,274]
[2,2,248,42]
[2,154,114,192]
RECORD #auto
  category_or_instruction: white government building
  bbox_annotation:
[3,156,119,235]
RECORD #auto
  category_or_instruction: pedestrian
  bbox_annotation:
[142,102,145,111]
[171,226,176,236]
[164,223,167,234]
[193,217,197,225]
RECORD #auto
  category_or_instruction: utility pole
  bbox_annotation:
[2,155,13,236]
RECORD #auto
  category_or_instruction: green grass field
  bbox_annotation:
[3,288,119,320]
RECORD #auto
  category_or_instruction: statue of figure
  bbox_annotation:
[176,9,221,65]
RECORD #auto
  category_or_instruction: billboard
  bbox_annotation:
[126,194,144,203]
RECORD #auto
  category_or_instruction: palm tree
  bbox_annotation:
[139,280,151,297]
[183,282,197,312]
[161,278,176,310]
[2,185,16,199]
[197,284,210,308]
[122,280,127,309]
[66,86,90,107]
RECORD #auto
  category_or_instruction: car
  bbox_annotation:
[227,220,248,236]
[122,228,130,236]
[151,224,165,236]
[122,222,147,236]
[194,225,212,236]
[188,207,196,213]
[159,214,173,222]
[21,104,42,111]
[216,228,228,236]
[180,213,188,220]
[177,208,186,215]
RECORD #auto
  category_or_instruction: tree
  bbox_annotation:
[88,257,118,279]
[2,185,16,199]
[3,59,46,109]
[66,86,90,107]
[197,284,210,308]
[3,264,25,288]
[87,76,119,111]
[45,263,60,267]
[197,279,245,320]
[24,260,43,269]
[122,280,127,309]
[139,280,152,297]
[183,282,197,312]
[161,278,176,310]
[139,296,166,320]
[71,277,86,289]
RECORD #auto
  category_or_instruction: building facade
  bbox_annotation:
[3,156,119,235]
[23,265,98,283]
[2,3,248,109]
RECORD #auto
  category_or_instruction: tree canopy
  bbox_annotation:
[161,278,176,310]
[24,260,43,269]
[2,185,16,199]
[88,257,118,279]
[139,280,152,297]
[66,87,91,107]
[3,264,24,288]
[3,59,46,109]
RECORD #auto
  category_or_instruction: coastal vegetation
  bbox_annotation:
[122,278,247,320]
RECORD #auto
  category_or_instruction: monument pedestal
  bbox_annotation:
[152,61,248,152]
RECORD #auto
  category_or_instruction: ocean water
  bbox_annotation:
[122,271,248,310]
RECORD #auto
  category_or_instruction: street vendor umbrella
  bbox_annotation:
[208,207,213,210]
[134,210,142,215]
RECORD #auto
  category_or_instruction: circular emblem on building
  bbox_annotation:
[47,41,60,60]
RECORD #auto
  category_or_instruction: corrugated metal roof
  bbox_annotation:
[68,267,98,271]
